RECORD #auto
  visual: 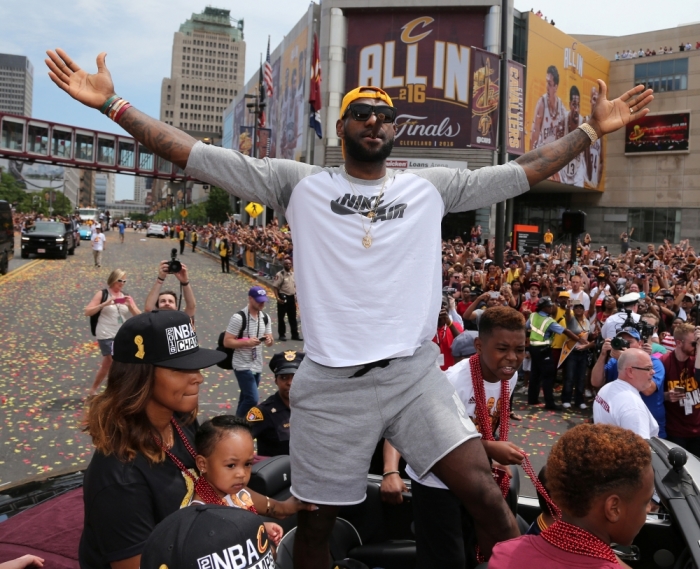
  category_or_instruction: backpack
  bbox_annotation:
[216,310,270,370]
[89,289,109,336]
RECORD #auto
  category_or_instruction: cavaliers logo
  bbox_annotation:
[257,524,269,553]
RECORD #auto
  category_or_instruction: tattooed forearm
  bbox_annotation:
[515,128,591,186]
[117,107,196,170]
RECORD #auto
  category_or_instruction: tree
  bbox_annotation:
[205,186,232,223]
[0,172,26,207]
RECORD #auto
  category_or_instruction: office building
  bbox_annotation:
[94,173,115,209]
[159,7,245,144]
[133,176,152,204]
[0,53,33,116]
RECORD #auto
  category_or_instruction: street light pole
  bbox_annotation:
[494,0,512,267]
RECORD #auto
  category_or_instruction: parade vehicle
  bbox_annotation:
[0,439,699,568]
[146,223,167,238]
[19,221,76,259]
[77,208,98,225]
[78,224,93,240]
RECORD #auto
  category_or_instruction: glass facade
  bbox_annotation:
[627,208,681,244]
[634,58,688,92]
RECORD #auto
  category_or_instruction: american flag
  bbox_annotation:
[263,36,273,98]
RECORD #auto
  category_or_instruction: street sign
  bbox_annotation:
[245,202,263,218]
[180,209,188,218]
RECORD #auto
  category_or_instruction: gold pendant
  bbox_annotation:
[362,234,372,248]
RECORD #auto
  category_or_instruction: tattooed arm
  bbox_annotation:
[45,49,195,169]
[516,79,654,187]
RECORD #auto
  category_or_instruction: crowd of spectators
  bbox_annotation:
[616,42,699,60]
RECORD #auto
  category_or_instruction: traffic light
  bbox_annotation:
[562,211,586,235]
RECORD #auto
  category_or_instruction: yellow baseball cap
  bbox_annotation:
[339,86,394,159]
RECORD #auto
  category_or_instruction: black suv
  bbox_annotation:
[21,221,76,259]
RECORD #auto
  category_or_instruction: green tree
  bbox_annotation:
[205,186,232,223]
[186,202,207,225]
[0,172,26,207]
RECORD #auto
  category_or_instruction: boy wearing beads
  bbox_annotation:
[490,423,654,568]
[390,306,528,568]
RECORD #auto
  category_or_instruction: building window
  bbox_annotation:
[634,58,688,92]
[627,208,681,244]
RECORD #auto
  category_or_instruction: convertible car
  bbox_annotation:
[0,438,698,569]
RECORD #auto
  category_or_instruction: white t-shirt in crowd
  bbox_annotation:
[601,311,641,339]
[593,379,659,439]
[186,142,530,367]
[406,357,515,489]
[568,289,590,311]
[92,233,106,251]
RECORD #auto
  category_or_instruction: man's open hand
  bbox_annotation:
[45,49,115,109]
[589,79,654,137]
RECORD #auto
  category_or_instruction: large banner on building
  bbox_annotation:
[345,10,486,149]
[275,28,308,161]
[525,16,610,190]
[469,48,500,150]
[506,60,525,155]
[624,112,690,154]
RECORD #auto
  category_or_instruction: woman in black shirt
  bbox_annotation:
[80,311,309,569]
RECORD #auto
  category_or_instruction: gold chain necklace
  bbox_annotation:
[342,166,388,248]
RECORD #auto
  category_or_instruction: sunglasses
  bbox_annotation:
[117,279,127,283]
[345,103,397,123]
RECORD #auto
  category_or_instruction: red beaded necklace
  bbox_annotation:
[470,354,564,563]
[470,354,512,498]
[153,417,259,510]
[540,520,619,564]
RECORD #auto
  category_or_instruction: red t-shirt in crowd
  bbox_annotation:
[456,300,471,316]
[661,350,700,438]
[433,322,464,371]
[489,535,618,569]
[521,298,538,314]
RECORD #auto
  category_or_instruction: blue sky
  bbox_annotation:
[2,0,699,199]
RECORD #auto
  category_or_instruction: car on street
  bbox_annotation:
[20,221,76,259]
[78,225,93,240]
[1,438,700,568]
[146,223,166,238]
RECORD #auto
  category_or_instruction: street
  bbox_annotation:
[0,230,587,495]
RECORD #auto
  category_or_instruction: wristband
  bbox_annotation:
[181,281,190,286]
[382,471,400,477]
[157,276,165,282]
[100,95,119,114]
[114,102,132,123]
[577,123,599,144]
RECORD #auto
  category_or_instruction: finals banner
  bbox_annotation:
[469,48,500,150]
[506,60,525,155]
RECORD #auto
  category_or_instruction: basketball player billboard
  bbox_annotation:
[624,112,690,154]
[525,16,610,190]
[345,10,486,149]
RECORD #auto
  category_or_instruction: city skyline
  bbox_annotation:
[1,0,699,199]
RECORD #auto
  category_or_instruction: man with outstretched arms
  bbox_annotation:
[46,48,653,569]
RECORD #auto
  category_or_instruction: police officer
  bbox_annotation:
[527,297,586,411]
[246,350,305,456]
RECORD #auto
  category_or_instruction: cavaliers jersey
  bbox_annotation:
[534,94,565,148]
[585,138,602,188]
[559,112,585,187]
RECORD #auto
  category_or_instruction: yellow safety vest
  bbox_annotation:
[529,312,554,346]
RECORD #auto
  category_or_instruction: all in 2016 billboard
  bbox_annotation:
[344,10,488,149]
[525,16,610,190]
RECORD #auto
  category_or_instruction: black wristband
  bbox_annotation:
[156,276,165,282]
[182,281,190,286]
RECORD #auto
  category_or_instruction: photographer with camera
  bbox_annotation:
[591,324,666,437]
[144,250,196,321]
[434,295,464,370]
